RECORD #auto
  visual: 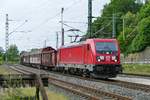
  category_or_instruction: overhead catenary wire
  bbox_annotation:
[30,0,83,32]
[62,22,85,33]
[92,21,112,37]
[63,21,88,24]
[9,20,28,36]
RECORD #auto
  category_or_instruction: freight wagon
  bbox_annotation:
[20,47,56,69]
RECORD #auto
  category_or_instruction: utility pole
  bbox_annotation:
[88,0,92,38]
[112,13,116,38]
[123,17,125,41]
[44,40,46,47]
[56,32,58,49]
[5,15,28,63]
[5,14,9,63]
[61,8,64,46]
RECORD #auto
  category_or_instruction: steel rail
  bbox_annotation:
[7,64,49,100]
[8,65,32,75]
[107,79,150,92]
[48,70,150,92]
[68,75,150,93]
[120,73,150,78]
[51,72,150,93]
[49,76,132,100]
[12,64,150,93]
[45,69,150,93]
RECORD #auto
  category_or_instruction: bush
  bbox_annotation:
[130,33,146,52]
[137,17,150,45]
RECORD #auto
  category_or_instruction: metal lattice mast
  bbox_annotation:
[88,0,92,38]
[112,13,116,38]
[56,32,58,49]
[61,8,64,46]
[5,14,9,63]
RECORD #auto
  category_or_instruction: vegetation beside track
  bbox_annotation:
[0,45,19,65]
[0,88,36,100]
[0,87,68,100]
[46,88,68,100]
[0,65,18,74]
[123,64,150,75]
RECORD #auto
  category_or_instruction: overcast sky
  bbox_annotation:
[0,0,110,51]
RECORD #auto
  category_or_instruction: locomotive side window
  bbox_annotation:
[96,42,118,54]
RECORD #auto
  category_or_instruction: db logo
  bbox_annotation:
[106,56,110,61]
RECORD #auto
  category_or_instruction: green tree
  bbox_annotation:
[117,12,138,52]
[118,2,150,54]
[88,0,141,38]
[136,16,150,45]
[6,45,19,63]
[138,2,150,19]
[0,47,4,64]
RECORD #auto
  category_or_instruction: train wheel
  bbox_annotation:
[89,73,93,79]
[82,69,89,78]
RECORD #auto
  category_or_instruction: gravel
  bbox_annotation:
[112,76,150,85]
[15,65,150,100]
[48,72,150,100]
[48,84,88,100]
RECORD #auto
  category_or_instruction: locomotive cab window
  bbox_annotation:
[95,42,118,54]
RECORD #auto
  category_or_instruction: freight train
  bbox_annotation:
[20,38,122,78]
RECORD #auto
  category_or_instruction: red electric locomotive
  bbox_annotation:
[57,38,122,78]
[20,38,122,78]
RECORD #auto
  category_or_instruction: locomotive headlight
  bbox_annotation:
[98,59,101,62]
[112,56,116,60]
[97,56,104,62]
[100,56,104,60]
[97,56,101,62]
[112,56,117,62]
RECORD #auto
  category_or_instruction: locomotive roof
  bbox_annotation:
[60,38,117,48]
[91,38,117,41]
[60,41,85,48]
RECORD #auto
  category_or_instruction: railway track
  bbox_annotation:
[7,64,49,100]
[104,79,150,92]
[11,64,150,92]
[8,64,150,99]
[47,71,150,93]
[120,73,150,79]
[49,76,132,100]
[8,64,133,100]
[13,64,150,91]
[8,64,34,75]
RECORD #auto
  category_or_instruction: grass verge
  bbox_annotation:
[46,89,68,100]
[0,87,36,100]
[123,64,150,75]
[0,65,18,74]
[0,87,68,100]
